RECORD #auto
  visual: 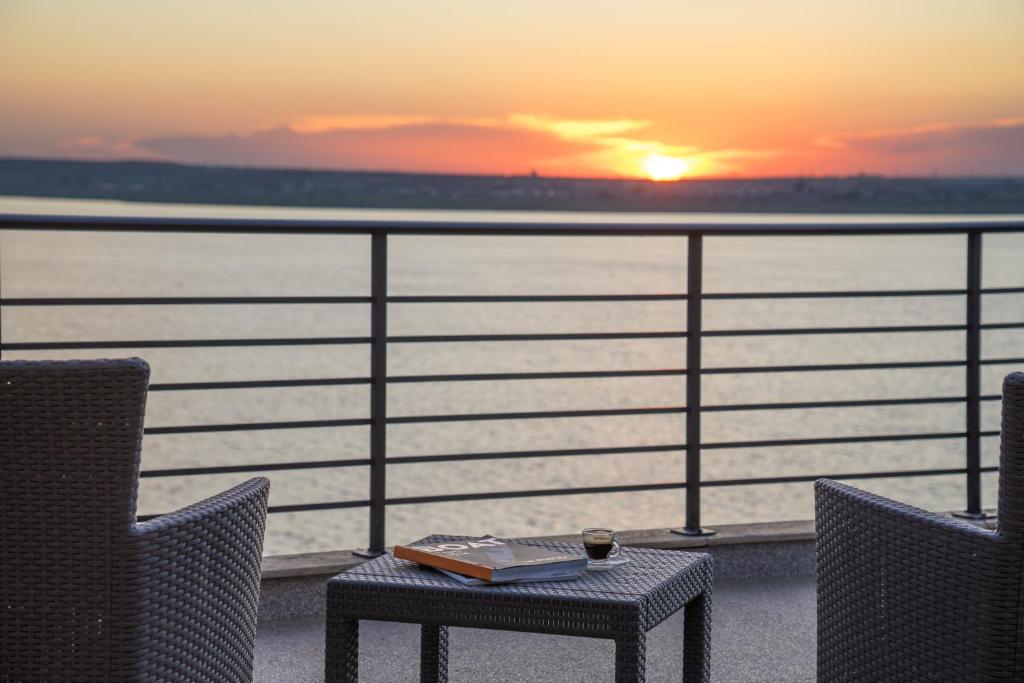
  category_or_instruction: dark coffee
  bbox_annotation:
[584,541,614,560]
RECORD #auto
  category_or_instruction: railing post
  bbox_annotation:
[356,232,388,556]
[0,229,3,360]
[954,231,987,520]
[673,233,714,536]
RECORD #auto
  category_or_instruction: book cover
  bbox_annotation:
[393,536,587,582]
[435,566,582,586]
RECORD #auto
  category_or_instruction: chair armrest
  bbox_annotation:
[128,477,270,682]
[815,478,991,544]
[133,476,270,540]
[815,478,1012,681]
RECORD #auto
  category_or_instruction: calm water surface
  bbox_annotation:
[2,196,1023,554]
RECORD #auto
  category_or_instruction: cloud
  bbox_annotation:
[811,117,1024,175]
[138,118,613,176]
[287,115,435,134]
[56,135,154,160]
[45,111,765,178]
[136,113,742,177]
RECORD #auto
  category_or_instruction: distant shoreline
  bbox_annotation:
[3,158,1024,214]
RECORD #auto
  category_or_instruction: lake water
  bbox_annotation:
[2,196,1023,555]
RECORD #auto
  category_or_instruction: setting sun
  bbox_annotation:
[643,154,689,181]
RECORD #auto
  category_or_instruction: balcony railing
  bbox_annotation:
[1,212,1022,555]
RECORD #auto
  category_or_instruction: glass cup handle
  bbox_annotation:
[608,539,621,559]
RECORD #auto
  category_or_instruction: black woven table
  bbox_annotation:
[326,535,712,682]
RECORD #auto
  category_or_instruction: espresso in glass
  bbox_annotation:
[582,528,620,563]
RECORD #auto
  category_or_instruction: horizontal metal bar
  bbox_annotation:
[144,417,370,435]
[389,294,687,303]
[703,359,965,374]
[704,324,965,337]
[389,443,687,465]
[702,431,967,450]
[137,498,375,520]
[117,363,1013,390]
[4,213,1024,235]
[380,465,973,506]
[388,369,686,383]
[4,288,1016,309]
[387,406,687,424]
[702,396,966,412]
[704,289,967,300]
[702,467,968,487]
[387,331,686,343]
[141,458,371,477]
[1,336,370,350]
[981,322,1024,330]
[385,482,686,506]
[268,500,372,514]
[983,357,1024,365]
[0,296,369,306]
[135,463,992,518]
[2,289,1015,309]
[150,377,371,391]
[115,363,1024,389]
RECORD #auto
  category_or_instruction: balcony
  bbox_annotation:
[0,210,1021,680]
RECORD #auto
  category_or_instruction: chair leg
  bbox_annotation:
[615,628,647,683]
[326,615,359,683]
[420,623,449,682]
[683,592,711,683]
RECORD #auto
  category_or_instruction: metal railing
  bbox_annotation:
[1,213,1023,554]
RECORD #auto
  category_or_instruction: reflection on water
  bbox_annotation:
[2,196,1022,554]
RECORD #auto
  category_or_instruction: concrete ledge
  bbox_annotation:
[260,518,815,580]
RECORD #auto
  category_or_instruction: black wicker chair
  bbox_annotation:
[815,371,1024,682]
[0,359,271,682]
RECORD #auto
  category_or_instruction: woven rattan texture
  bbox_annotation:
[816,371,1024,682]
[0,359,270,683]
[327,535,712,682]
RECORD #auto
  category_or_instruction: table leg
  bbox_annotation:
[326,615,359,683]
[683,592,711,683]
[615,629,646,682]
[419,623,449,682]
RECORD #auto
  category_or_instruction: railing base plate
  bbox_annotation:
[353,548,386,559]
[951,510,995,521]
[669,527,717,537]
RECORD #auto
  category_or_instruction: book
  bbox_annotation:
[435,566,582,586]
[393,535,587,582]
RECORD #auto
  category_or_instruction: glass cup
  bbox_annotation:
[582,528,621,564]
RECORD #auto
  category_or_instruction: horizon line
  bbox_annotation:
[3,155,1024,183]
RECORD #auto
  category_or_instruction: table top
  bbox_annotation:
[329,534,711,604]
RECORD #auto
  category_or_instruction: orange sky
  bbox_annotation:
[1,1,1023,179]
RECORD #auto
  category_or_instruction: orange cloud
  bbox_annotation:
[135,113,752,178]
[56,136,155,160]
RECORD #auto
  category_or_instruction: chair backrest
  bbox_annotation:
[998,371,1024,536]
[0,358,149,678]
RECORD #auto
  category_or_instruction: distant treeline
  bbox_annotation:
[2,158,1024,213]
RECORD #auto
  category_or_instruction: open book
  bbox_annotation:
[393,535,587,583]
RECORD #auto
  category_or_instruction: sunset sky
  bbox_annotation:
[2,1,1023,179]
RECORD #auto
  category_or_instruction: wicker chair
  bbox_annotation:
[815,371,1024,682]
[0,358,271,682]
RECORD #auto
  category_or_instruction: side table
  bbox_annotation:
[326,535,712,682]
